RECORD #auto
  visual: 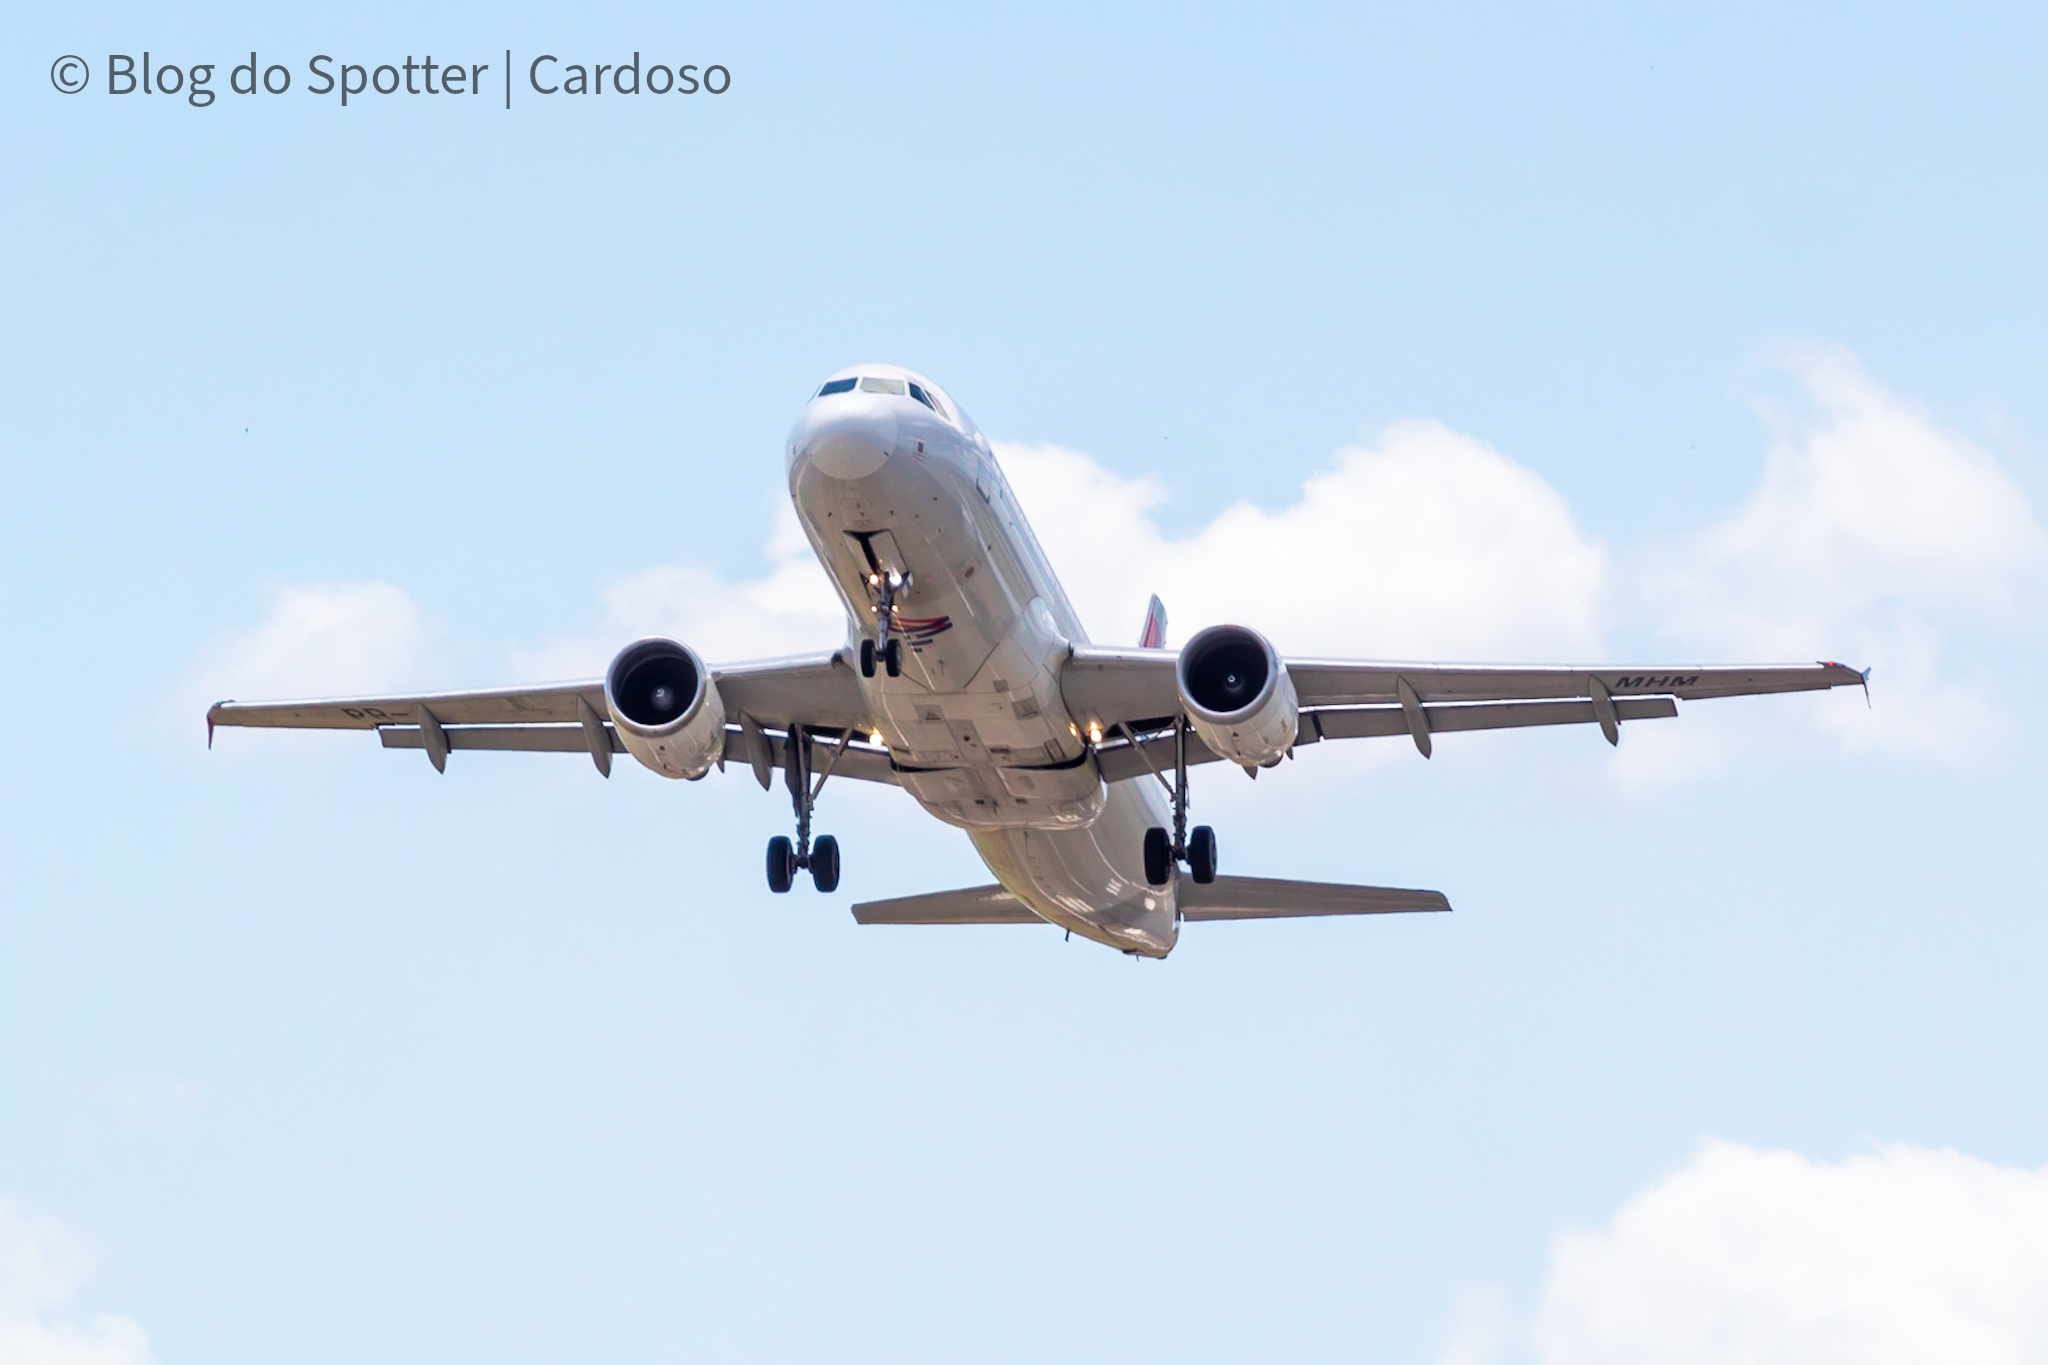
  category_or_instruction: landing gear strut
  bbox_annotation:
[858,570,911,678]
[765,727,850,894]
[1133,715,1217,888]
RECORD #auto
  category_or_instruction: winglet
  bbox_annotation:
[1138,595,1168,649]
[1821,660,1873,708]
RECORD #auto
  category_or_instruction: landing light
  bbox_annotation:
[1087,721,1103,744]
[869,729,884,745]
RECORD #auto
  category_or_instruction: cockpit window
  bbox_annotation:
[858,376,907,395]
[908,381,940,413]
[816,377,857,397]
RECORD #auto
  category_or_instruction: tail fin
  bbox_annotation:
[1138,595,1168,649]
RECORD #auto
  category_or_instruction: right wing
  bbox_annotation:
[206,650,899,785]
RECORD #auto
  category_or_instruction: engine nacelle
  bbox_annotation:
[604,637,727,780]
[1176,624,1299,768]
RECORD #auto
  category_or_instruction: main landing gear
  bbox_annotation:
[766,727,851,894]
[858,570,912,678]
[1137,715,1217,888]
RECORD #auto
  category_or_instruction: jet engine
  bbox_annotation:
[1176,624,1299,768]
[604,637,727,779]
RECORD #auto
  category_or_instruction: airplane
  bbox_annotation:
[208,364,1868,957]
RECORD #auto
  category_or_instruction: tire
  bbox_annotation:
[766,835,795,894]
[1142,826,1172,887]
[1188,825,1217,884]
[810,835,841,893]
[859,639,876,678]
[884,637,902,677]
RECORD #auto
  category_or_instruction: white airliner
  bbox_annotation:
[209,365,1867,957]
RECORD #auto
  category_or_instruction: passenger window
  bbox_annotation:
[858,376,907,395]
[817,378,857,397]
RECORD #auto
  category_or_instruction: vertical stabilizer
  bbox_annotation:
[1138,595,1168,649]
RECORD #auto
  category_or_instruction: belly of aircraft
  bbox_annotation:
[795,450,1103,830]
[970,779,1179,956]
[792,438,1178,955]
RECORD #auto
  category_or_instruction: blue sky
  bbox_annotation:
[4,4,2047,1362]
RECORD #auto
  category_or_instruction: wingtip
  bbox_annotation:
[1821,661,1873,707]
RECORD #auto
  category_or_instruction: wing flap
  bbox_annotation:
[1091,696,1679,783]
[1177,875,1450,920]
[852,884,1046,925]
[373,722,900,784]
[1307,695,1677,741]
[381,724,623,754]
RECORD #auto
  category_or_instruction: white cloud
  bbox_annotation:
[1644,348,2045,755]
[505,425,1605,686]
[0,1200,155,1365]
[1522,1139,2048,1365]
[505,496,844,682]
[1434,1286,1519,1365]
[1000,422,1607,661]
[190,580,440,705]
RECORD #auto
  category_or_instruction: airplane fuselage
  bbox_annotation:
[786,365,1178,956]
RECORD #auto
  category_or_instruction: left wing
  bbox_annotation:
[1062,648,1868,782]
[206,650,898,784]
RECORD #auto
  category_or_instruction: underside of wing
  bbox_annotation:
[1279,659,1870,707]
[1063,645,1867,780]
[1176,875,1450,920]
[851,884,1045,925]
[206,649,897,784]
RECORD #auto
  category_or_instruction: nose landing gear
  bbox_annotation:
[765,727,852,894]
[858,570,912,678]
[1133,715,1219,887]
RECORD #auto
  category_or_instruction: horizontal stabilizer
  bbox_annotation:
[1177,875,1450,920]
[852,884,1044,925]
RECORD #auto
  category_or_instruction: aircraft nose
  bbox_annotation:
[795,401,898,481]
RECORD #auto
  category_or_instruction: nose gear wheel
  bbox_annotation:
[859,570,913,678]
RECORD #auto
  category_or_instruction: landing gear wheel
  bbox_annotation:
[766,836,796,894]
[884,637,903,677]
[1188,825,1218,884]
[810,835,841,893]
[1143,826,1172,887]
[859,639,876,678]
